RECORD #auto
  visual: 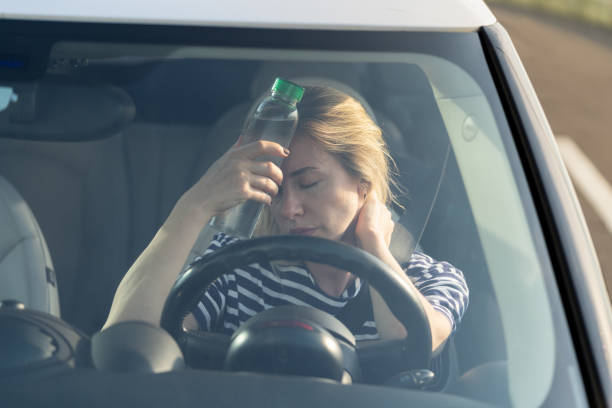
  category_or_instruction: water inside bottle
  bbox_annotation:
[240,116,297,165]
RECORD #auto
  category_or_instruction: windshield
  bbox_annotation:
[0,30,587,407]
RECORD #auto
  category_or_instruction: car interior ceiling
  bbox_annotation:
[0,58,507,392]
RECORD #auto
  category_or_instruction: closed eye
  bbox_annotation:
[300,181,319,189]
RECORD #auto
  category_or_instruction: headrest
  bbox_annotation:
[250,62,366,98]
[369,63,432,94]
[289,77,378,124]
[0,79,135,141]
[249,62,375,113]
[249,64,378,125]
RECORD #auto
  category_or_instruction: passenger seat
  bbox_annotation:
[0,175,60,316]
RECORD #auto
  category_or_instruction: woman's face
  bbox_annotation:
[271,134,365,243]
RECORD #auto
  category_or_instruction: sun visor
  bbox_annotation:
[0,80,135,141]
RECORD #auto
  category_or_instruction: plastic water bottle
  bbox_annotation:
[209,78,304,238]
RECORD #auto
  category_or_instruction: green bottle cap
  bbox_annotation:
[271,78,304,103]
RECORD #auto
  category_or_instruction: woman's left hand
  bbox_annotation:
[354,192,453,350]
[354,191,394,253]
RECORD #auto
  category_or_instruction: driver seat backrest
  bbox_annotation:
[0,174,60,316]
[184,63,370,265]
[184,65,417,267]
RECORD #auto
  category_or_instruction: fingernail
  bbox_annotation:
[283,148,290,155]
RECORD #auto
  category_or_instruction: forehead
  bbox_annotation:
[282,135,336,174]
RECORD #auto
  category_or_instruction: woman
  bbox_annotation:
[105,85,468,357]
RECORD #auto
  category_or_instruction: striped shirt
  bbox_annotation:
[192,233,469,343]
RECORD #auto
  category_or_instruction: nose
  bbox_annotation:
[278,187,304,220]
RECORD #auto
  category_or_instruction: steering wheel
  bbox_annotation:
[160,235,431,382]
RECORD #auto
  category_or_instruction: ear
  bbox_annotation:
[358,180,369,199]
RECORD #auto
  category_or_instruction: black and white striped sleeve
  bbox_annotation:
[404,252,469,332]
[189,232,240,331]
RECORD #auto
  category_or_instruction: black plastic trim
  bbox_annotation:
[0,19,472,50]
[0,19,478,83]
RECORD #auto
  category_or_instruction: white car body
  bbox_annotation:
[0,1,610,407]
[1,0,496,30]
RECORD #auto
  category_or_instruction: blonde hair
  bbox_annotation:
[255,85,400,236]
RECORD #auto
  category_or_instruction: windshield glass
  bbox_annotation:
[0,31,586,407]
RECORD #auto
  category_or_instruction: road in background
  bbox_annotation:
[489,0,612,29]
[490,4,612,295]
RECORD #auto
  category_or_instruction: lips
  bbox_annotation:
[289,227,317,236]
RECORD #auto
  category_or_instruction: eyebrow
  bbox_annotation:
[288,166,318,177]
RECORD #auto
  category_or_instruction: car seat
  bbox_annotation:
[0,174,60,316]
[183,66,419,267]
[0,81,136,332]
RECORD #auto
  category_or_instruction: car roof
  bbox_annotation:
[1,0,496,31]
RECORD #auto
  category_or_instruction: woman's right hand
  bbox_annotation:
[182,140,288,221]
